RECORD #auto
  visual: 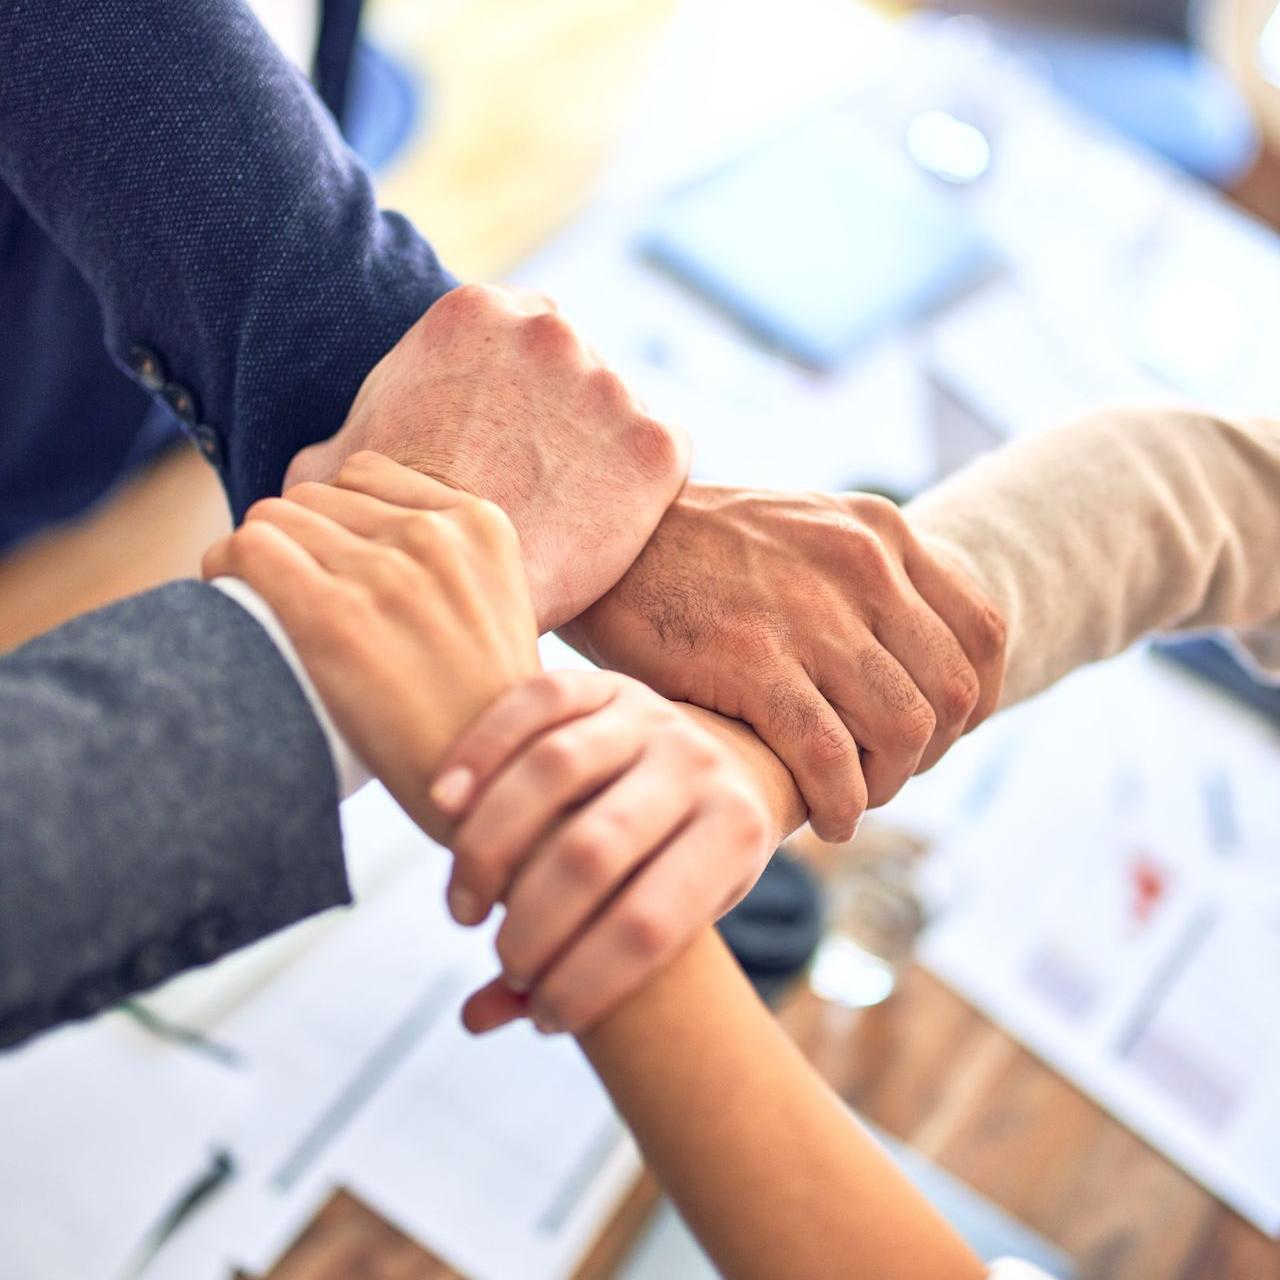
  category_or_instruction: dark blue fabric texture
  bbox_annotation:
[0,0,455,545]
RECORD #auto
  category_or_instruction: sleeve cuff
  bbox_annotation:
[210,576,372,799]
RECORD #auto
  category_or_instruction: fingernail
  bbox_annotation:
[448,884,486,926]
[533,1012,564,1036]
[431,766,476,814]
[505,974,531,995]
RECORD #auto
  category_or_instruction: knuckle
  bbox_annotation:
[731,616,785,668]
[243,496,287,524]
[809,718,859,770]
[558,827,612,885]
[231,521,279,560]
[463,495,518,548]
[972,600,1008,664]
[718,784,770,849]
[813,788,867,844]
[685,738,724,775]
[586,365,630,409]
[365,551,418,607]
[399,510,441,556]
[451,842,501,894]
[844,529,895,583]
[530,733,580,778]
[522,309,574,354]
[280,480,329,506]
[901,695,938,749]
[618,903,671,959]
[938,665,980,725]
[205,538,243,579]
[529,670,581,717]
[850,493,907,534]
[669,726,721,772]
[623,413,680,478]
[736,792,772,848]
[199,540,227,578]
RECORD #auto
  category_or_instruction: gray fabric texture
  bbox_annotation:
[0,581,349,1050]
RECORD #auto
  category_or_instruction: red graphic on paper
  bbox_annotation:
[1129,852,1169,928]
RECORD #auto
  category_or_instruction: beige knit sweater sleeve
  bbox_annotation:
[905,408,1280,708]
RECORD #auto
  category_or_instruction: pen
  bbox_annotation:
[116,1147,236,1280]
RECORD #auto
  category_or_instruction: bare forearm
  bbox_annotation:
[908,408,1280,707]
[578,930,984,1280]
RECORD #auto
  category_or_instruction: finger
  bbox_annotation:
[331,450,471,510]
[740,666,867,844]
[445,702,648,925]
[243,497,381,576]
[869,583,979,773]
[430,671,620,818]
[826,640,936,811]
[283,481,441,544]
[200,533,237,581]
[493,754,701,990]
[203,522,333,641]
[527,805,749,1035]
[904,536,1007,734]
[461,978,529,1035]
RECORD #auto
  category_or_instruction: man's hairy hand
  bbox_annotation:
[560,484,1006,842]
[284,284,691,631]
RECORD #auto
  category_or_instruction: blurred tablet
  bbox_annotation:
[1155,635,1280,728]
[641,110,995,368]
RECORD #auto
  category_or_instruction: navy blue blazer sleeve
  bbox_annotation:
[0,582,350,1051]
[0,0,456,516]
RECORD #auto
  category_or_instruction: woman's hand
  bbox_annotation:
[430,670,775,1036]
[201,451,540,836]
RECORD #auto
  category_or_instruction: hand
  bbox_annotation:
[202,452,540,835]
[430,670,773,1036]
[283,284,691,631]
[560,484,1006,842]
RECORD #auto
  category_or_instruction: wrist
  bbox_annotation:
[210,577,372,799]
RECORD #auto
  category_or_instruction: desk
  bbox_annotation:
[3,2,1278,1277]
[242,961,1277,1280]
[240,960,1280,1279]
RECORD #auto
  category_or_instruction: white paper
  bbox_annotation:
[921,653,1280,1233]
[147,787,639,1280]
[0,1016,251,1279]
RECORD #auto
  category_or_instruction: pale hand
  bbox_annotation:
[284,284,691,631]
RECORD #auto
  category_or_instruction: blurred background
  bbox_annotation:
[2,2,1278,1278]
